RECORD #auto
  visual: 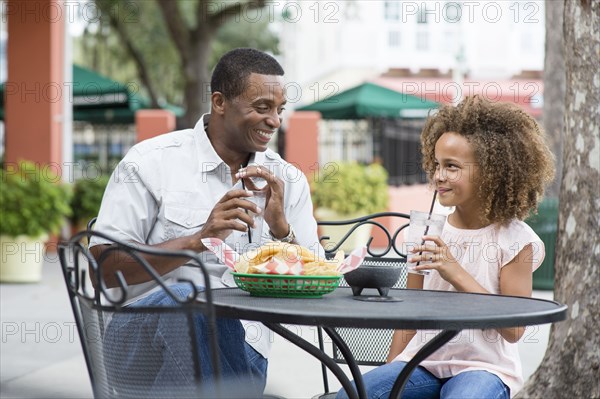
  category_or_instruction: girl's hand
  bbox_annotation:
[410,235,534,343]
[409,235,468,286]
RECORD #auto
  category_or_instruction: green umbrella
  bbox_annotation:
[0,65,184,124]
[298,82,439,120]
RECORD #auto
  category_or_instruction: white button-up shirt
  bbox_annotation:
[90,114,323,357]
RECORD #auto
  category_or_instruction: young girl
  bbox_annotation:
[336,96,555,399]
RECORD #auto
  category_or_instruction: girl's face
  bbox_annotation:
[434,132,480,211]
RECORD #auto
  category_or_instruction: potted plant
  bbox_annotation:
[311,162,389,251]
[0,161,72,282]
[70,175,110,233]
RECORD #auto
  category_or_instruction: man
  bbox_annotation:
[90,48,323,396]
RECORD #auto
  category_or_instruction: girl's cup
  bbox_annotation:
[406,210,447,275]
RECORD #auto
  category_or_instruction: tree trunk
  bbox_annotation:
[542,0,565,198]
[96,0,161,108]
[181,37,213,128]
[157,1,268,128]
[517,0,600,397]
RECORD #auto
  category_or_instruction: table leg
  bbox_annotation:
[317,327,330,393]
[389,329,460,399]
[322,327,367,399]
[264,323,362,399]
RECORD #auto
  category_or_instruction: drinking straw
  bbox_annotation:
[416,190,438,268]
[240,167,253,243]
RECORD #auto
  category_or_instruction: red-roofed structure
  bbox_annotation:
[373,76,544,118]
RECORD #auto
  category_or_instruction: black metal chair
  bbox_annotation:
[315,212,410,398]
[59,229,224,398]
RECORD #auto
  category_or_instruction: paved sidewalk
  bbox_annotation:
[1,255,553,399]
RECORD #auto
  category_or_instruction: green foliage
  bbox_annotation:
[70,175,111,225]
[77,0,182,103]
[210,18,280,67]
[0,161,72,237]
[311,162,389,215]
[525,198,559,290]
[76,0,280,108]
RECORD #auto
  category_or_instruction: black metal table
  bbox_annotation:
[201,288,567,399]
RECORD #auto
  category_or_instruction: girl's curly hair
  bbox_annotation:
[421,96,555,225]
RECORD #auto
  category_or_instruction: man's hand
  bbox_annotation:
[235,165,289,238]
[194,189,257,248]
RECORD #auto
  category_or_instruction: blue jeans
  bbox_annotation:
[104,283,268,398]
[336,361,509,399]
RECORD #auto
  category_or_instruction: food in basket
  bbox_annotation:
[235,242,344,276]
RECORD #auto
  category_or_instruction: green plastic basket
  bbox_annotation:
[232,273,342,298]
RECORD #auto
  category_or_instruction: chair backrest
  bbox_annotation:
[318,211,410,260]
[59,230,218,398]
[332,257,408,366]
[87,217,97,231]
[317,212,410,392]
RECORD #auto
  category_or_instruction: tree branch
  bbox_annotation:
[97,0,161,108]
[204,0,267,33]
[156,0,191,65]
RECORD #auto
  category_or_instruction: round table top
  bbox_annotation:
[204,287,567,330]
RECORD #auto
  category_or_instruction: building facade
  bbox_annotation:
[277,0,545,107]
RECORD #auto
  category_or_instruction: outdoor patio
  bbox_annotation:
[1,252,553,399]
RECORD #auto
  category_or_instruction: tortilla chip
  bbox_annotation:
[235,242,342,275]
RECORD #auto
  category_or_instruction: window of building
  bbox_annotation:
[444,1,461,23]
[417,7,428,24]
[385,1,401,20]
[443,30,455,53]
[416,31,429,51]
[521,31,534,52]
[389,31,401,47]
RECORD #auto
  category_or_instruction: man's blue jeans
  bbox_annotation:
[336,361,509,399]
[104,283,268,398]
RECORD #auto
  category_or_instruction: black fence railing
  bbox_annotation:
[377,118,428,186]
[307,117,430,187]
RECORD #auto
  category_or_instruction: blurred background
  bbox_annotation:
[0,0,558,288]
[2,1,581,397]
[0,0,548,176]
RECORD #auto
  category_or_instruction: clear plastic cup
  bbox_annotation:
[406,210,447,275]
[246,190,267,244]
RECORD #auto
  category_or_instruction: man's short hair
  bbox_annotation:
[211,48,284,99]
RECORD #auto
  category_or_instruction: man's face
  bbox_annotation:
[222,73,287,154]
